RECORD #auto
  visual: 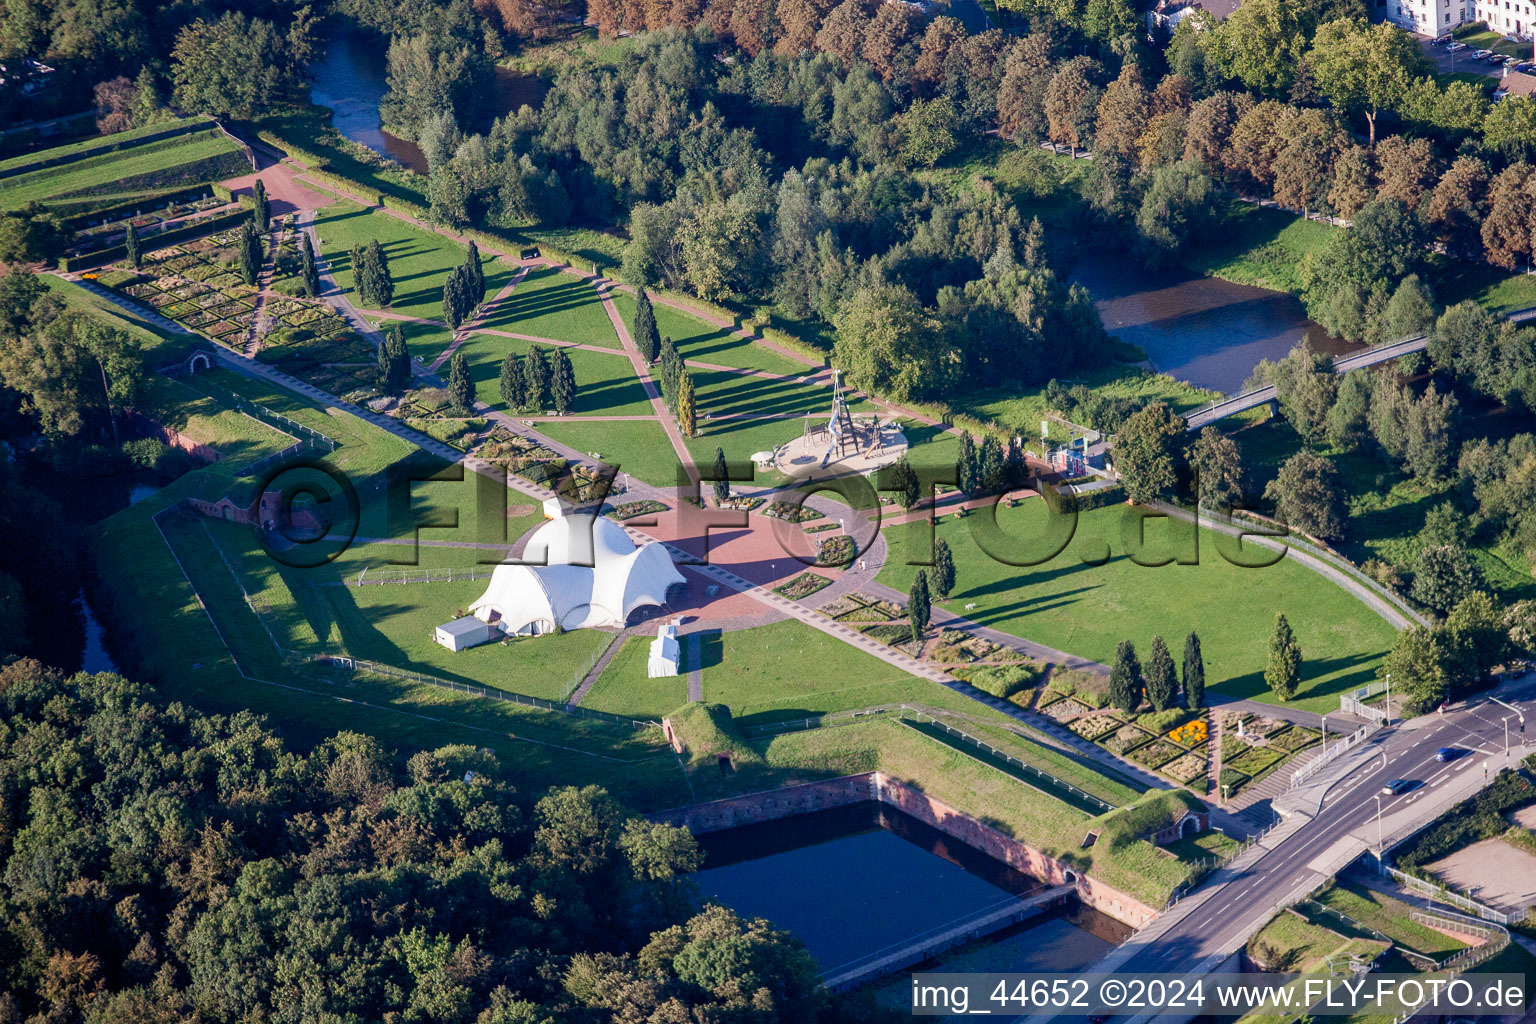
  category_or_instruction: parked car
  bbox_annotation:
[1381,778,1413,795]
[1491,53,1510,64]
[1434,34,1453,45]
[1449,41,1469,51]
[1517,61,1535,72]
[1474,48,1494,58]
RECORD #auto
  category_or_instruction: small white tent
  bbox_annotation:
[468,513,685,637]
[648,623,681,678]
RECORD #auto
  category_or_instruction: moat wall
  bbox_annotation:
[652,772,1160,929]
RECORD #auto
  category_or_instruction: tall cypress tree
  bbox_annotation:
[550,348,576,414]
[361,239,392,307]
[908,570,931,648]
[348,244,364,299]
[1004,435,1026,487]
[443,266,467,329]
[978,435,1004,494]
[252,178,270,229]
[676,369,696,436]
[1266,614,1301,701]
[1182,631,1205,709]
[238,221,262,285]
[524,346,549,411]
[376,335,393,391]
[957,433,977,494]
[299,234,319,297]
[932,538,955,600]
[500,352,525,409]
[387,325,411,392]
[713,446,730,502]
[447,351,473,415]
[633,289,660,363]
[1145,635,1176,712]
[464,241,485,306]
[125,222,141,270]
[1109,641,1142,713]
[658,336,681,410]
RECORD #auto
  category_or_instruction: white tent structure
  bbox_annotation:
[648,623,681,678]
[468,513,685,637]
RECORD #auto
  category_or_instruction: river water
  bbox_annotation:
[309,31,549,175]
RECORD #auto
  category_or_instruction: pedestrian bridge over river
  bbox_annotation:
[1183,306,1536,431]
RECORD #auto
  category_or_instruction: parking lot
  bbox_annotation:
[1419,35,1533,79]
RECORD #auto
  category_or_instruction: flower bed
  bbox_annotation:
[605,499,668,521]
[1227,744,1287,778]
[1219,767,1252,795]
[763,500,824,523]
[1167,719,1209,747]
[1041,696,1094,720]
[860,623,914,647]
[1068,714,1122,739]
[1101,723,1156,756]
[804,522,838,533]
[1162,751,1210,785]
[1270,726,1322,752]
[774,572,833,600]
[814,535,854,567]
[717,496,764,512]
[1130,739,1184,769]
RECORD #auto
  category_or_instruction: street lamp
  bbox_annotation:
[1320,714,1329,764]
[1505,716,1512,756]
[1384,673,1391,726]
[1375,793,1384,857]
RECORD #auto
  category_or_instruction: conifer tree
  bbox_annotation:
[299,234,319,297]
[1110,641,1143,713]
[1183,631,1205,709]
[550,348,575,414]
[633,289,661,363]
[443,266,469,329]
[713,446,730,502]
[125,222,141,270]
[957,433,977,494]
[524,346,550,411]
[359,238,392,307]
[932,538,955,600]
[908,570,931,648]
[500,352,525,409]
[376,334,393,391]
[252,178,270,229]
[1145,635,1176,712]
[448,351,473,415]
[387,325,411,393]
[676,369,696,435]
[464,240,485,306]
[348,244,364,298]
[238,221,262,285]
[658,336,682,410]
[888,457,920,509]
[1266,614,1301,701]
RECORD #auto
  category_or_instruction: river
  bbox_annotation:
[1071,253,1360,396]
[309,30,550,175]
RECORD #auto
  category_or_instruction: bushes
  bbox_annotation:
[962,663,1043,699]
[1396,768,1536,869]
[1050,667,1112,708]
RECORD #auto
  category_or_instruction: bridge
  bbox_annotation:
[821,882,1076,992]
[1183,305,1536,432]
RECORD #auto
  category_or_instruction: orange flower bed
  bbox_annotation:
[1167,719,1208,746]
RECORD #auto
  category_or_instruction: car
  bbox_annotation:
[1448,41,1469,51]
[1491,52,1511,64]
[1435,747,1461,762]
[1381,778,1412,795]
[1505,56,1522,67]
[1517,62,1535,72]
[1474,48,1494,57]
[1434,34,1453,45]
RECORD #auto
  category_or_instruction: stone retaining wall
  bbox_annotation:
[653,771,1159,929]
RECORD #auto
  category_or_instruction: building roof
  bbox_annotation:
[470,514,685,634]
[1497,71,1536,98]
[437,615,488,638]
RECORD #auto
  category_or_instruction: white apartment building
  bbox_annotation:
[1476,0,1535,37]
[1376,0,1534,38]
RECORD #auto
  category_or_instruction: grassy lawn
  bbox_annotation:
[609,291,810,375]
[679,369,874,471]
[1457,28,1528,57]
[1311,882,1467,958]
[312,199,518,323]
[580,635,691,718]
[535,418,684,488]
[1180,200,1336,296]
[1431,253,1536,314]
[958,363,1224,440]
[0,116,215,171]
[0,128,244,210]
[473,265,621,348]
[1251,909,1378,971]
[450,332,651,416]
[877,500,1399,712]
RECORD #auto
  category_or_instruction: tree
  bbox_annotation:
[0,203,66,264]
[1264,450,1347,540]
[676,369,696,436]
[443,266,468,330]
[1095,64,1150,160]
[1427,156,1490,259]
[888,457,920,509]
[550,348,576,415]
[1443,591,1507,686]
[1327,368,1374,450]
[1136,161,1219,265]
[464,240,485,307]
[932,538,955,600]
[908,570,931,648]
[1266,613,1301,700]
[712,447,730,502]
[1183,91,1250,172]
[0,307,142,440]
[1188,426,1245,509]
[357,239,394,308]
[383,324,411,393]
[170,12,302,118]
[237,220,262,286]
[1328,145,1375,219]
[1145,636,1176,712]
[1410,544,1482,615]
[633,289,661,363]
[1182,631,1205,709]
[1205,0,1310,96]
[252,178,270,230]
[124,222,141,270]
[1309,19,1424,145]
[1044,58,1103,156]
[1482,163,1536,270]
[1115,401,1185,504]
[1109,640,1143,713]
[657,336,682,411]
[500,352,525,409]
[447,351,473,415]
[524,346,549,411]
[1373,135,1440,209]
[898,97,960,168]
[1382,625,1448,712]
[1484,96,1536,159]
[1259,337,1338,441]
[375,333,393,391]
[832,284,952,402]
[299,234,320,298]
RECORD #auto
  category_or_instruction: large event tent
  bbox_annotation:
[468,513,685,636]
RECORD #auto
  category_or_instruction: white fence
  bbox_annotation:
[1291,723,1379,786]
[1385,866,1514,925]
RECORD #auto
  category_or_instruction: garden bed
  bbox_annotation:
[1130,739,1184,769]
[605,499,669,521]
[763,500,824,523]
[1068,714,1123,740]
[1041,696,1095,720]
[1161,751,1210,785]
[1101,723,1156,756]
[773,572,833,600]
[814,535,854,568]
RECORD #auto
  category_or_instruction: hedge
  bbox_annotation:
[1395,767,1536,870]
[0,117,214,181]
[58,208,252,271]
[63,184,223,232]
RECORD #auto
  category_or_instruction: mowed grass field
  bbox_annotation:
[581,636,691,718]
[475,265,621,348]
[313,200,518,322]
[877,500,1398,712]
[536,419,684,487]
[451,333,653,416]
[0,127,246,211]
[608,291,809,375]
